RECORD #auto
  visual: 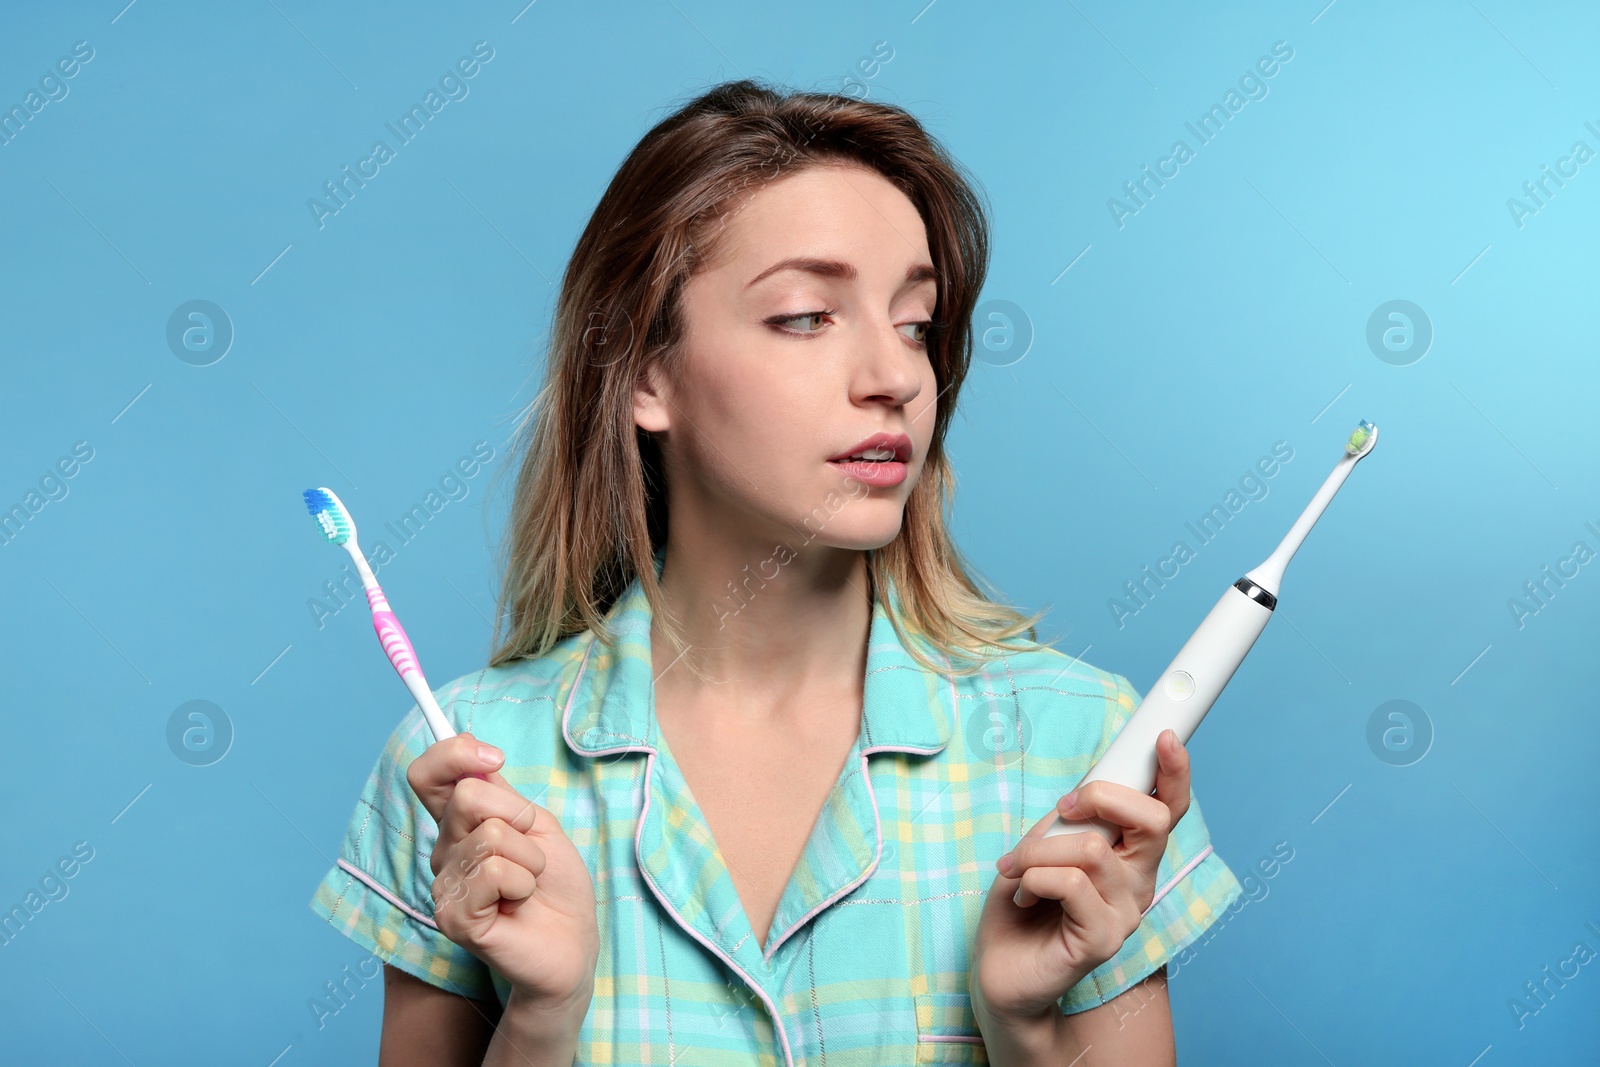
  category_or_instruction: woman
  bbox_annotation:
[310,78,1243,1065]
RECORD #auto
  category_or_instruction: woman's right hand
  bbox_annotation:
[405,732,599,1009]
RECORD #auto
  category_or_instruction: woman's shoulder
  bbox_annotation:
[424,630,598,756]
[951,638,1138,771]
[956,636,1133,705]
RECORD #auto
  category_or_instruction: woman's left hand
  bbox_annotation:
[970,729,1191,1022]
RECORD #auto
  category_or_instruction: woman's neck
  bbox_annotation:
[648,543,873,725]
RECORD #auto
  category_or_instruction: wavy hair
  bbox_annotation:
[487,77,1049,678]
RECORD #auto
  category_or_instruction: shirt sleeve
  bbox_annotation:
[307,695,498,1002]
[1058,672,1245,1016]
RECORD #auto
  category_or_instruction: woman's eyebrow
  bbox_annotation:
[745,256,938,291]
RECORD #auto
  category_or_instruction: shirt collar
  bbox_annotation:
[560,548,956,758]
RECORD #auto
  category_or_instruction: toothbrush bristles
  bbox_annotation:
[1345,419,1375,456]
[303,487,352,545]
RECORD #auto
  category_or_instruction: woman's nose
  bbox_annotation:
[852,321,925,405]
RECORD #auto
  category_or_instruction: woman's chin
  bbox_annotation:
[806,519,906,553]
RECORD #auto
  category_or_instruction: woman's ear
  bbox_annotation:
[633,360,671,434]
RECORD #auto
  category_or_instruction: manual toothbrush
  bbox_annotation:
[303,486,465,751]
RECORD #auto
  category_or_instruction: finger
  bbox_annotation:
[436,776,553,862]
[406,733,507,824]
[435,818,549,903]
[1060,778,1176,857]
[473,823,546,916]
[1005,828,1135,908]
[1002,801,1115,907]
[1004,826,1125,908]
[1015,861,1121,950]
[434,851,539,923]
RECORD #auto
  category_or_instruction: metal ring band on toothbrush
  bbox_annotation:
[1232,577,1277,610]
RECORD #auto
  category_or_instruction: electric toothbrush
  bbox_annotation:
[1041,419,1378,844]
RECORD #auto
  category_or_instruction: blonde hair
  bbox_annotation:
[487,78,1049,678]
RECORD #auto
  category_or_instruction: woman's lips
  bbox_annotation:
[826,458,907,487]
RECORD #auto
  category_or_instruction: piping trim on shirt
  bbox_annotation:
[336,857,440,931]
[562,633,655,755]
[1141,843,1213,918]
[633,749,799,1067]
[760,739,943,964]
[757,647,960,962]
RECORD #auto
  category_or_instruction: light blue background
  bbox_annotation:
[3,1,1596,1063]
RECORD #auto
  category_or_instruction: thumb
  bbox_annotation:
[1152,729,1192,827]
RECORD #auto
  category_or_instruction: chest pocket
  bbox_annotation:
[915,991,989,1063]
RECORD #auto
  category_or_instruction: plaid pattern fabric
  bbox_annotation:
[310,555,1243,1064]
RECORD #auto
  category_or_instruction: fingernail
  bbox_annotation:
[996,852,1015,876]
[477,744,503,766]
[1058,790,1079,815]
[1012,887,1027,907]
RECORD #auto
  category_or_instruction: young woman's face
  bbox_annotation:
[635,161,942,556]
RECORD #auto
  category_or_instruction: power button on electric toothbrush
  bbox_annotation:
[1164,670,1195,700]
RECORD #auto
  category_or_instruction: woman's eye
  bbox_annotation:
[780,310,832,331]
[766,311,934,346]
[764,308,838,334]
[898,321,930,345]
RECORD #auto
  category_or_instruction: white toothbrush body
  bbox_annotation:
[1041,420,1378,844]
[1043,579,1273,843]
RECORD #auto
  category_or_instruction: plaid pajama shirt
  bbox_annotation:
[310,556,1243,1064]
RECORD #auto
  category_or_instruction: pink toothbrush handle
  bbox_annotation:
[366,586,485,781]
[368,596,422,678]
